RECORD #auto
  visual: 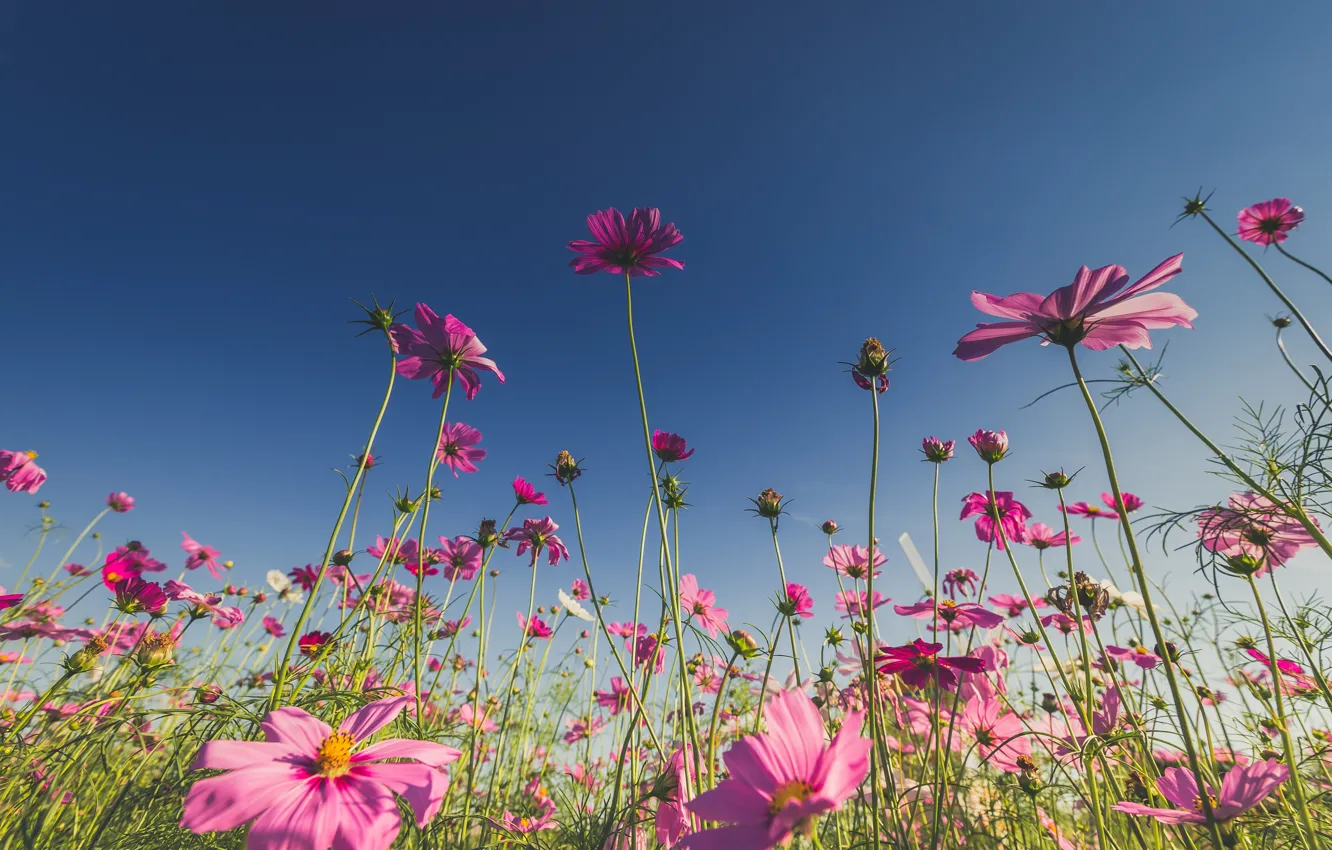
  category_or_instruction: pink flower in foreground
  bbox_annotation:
[876,639,986,691]
[781,583,814,619]
[1101,491,1143,513]
[1111,759,1288,824]
[954,254,1194,361]
[894,599,1005,630]
[653,430,695,463]
[823,544,885,580]
[1198,492,1319,575]
[960,492,1031,549]
[516,611,553,640]
[0,450,46,494]
[834,590,888,620]
[180,695,461,850]
[1062,501,1119,521]
[435,423,485,477]
[567,207,684,277]
[390,305,504,401]
[1106,644,1161,670]
[263,616,286,638]
[181,533,224,580]
[0,591,24,611]
[682,690,869,849]
[679,574,729,638]
[437,536,482,582]
[1237,199,1304,246]
[512,476,548,506]
[113,578,167,617]
[106,492,135,513]
[1025,522,1080,550]
[504,517,571,567]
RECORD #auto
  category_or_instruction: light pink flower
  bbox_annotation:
[567,207,684,277]
[960,492,1031,549]
[435,423,485,477]
[1198,492,1319,575]
[987,593,1046,618]
[1025,522,1080,550]
[822,544,885,580]
[1111,759,1288,824]
[967,429,1008,463]
[1238,199,1304,246]
[679,574,729,638]
[595,678,635,716]
[1062,501,1119,521]
[165,580,242,628]
[682,690,869,849]
[942,568,979,598]
[106,492,135,513]
[181,532,224,580]
[0,450,46,494]
[894,599,1005,630]
[437,536,482,581]
[504,517,570,567]
[959,692,1031,771]
[563,714,607,744]
[570,579,590,601]
[181,695,460,849]
[1101,491,1144,513]
[954,254,1194,360]
[390,305,504,401]
[835,590,889,620]
[921,437,955,463]
[1106,644,1161,670]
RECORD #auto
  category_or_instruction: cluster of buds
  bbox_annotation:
[660,473,689,510]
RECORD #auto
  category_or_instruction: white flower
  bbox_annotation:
[1099,579,1152,613]
[266,570,292,593]
[558,589,595,622]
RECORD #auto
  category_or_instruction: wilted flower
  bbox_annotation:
[749,488,787,520]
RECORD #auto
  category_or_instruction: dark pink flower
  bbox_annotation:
[504,517,571,567]
[1198,492,1319,576]
[1025,522,1080,549]
[823,544,885,580]
[895,599,1004,630]
[1101,492,1143,513]
[262,615,285,638]
[106,492,135,513]
[298,630,334,657]
[288,564,321,591]
[1237,199,1304,246]
[942,568,979,598]
[181,532,223,579]
[967,429,1009,463]
[960,492,1031,549]
[436,616,472,638]
[437,536,482,581]
[390,304,505,401]
[517,611,553,640]
[567,207,684,277]
[876,639,986,691]
[834,590,889,620]
[921,437,955,463]
[679,574,729,638]
[112,577,167,616]
[782,583,814,619]
[595,677,636,715]
[0,592,22,611]
[1245,647,1306,678]
[435,423,486,477]
[512,476,548,506]
[0,450,46,494]
[1112,759,1288,824]
[954,254,1194,360]
[652,430,695,463]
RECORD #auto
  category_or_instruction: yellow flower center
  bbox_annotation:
[315,731,357,778]
[1193,793,1220,814]
[768,780,814,815]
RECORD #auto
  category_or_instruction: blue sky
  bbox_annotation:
[4,3,1332,657]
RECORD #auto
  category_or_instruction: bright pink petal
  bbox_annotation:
[969,291,1046,319]
[810,712,871,802]
[1111,253,1185,301]
[1110,802,1205,825]
[339,696,411,743]
[261,706,332,753]
[352,761,448,827]
[245,778,341,850]
[953,322,1041,361]
[679,823,776,850]
[180,766,309,834]
[762,689,823,779]
[355,738,461,769]
[1156,767,1202,810]
[686,776,772,825]
[192,740,304,771]
[330,779,402,850]
[1040,264,1127,320]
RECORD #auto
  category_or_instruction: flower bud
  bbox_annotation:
[820,520,840,535]
[476,519,500,549]
[750,488,786,519]
[967,429,1009,464]
[856,337,892,378]
[726,629,761,659]
[553,451,583,485]
[1154,642,1180,664]
[921,437,955,463]
[135,631,176,668]
[331,550,355,567]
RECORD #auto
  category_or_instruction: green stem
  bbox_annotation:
[412,369,456,720]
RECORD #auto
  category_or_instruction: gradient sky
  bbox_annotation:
[4,3,1332,657]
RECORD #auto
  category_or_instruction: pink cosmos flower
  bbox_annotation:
[516,611,553,640]
[1237,199,1304,246]
[1101,491,1143,513]
[679,574,729,637]
[942,568,979,598]
[1042,612,1094,636]
[959,692,1031,771]
[822,544,885,580]
[783,583,814,619]
[0,450,46,494]
[450,703,498,732]
[567,207,684,277]
[570,579,590,600]
[512,476,548,506]
[921,437,955,463]
[289,564,321,591]
[1025,523,1080,550]
[164,580,243,623]
[106,492,135,513]
[954,254,1194,360]
[180,695,461,850]
[1111,759,1288,824]
[967,429,1008,463]
[1062,501,1119,521]
[113,578,168,616]
[960,492,1031,549]
[390,304,505,401]
[834,590,889,620]
[299,630,334,657]
[262,616,286,638]
[987,593,1046,618]
[1198,492,1319,575]
[181,533,224,579]
[435,616,472,639]
[501,796,557,834]
[504,517,571,567]
[563,714,607,744]
[595,678,635,716]
[876,639,986,691]
[682,690,869,849]
[894,599,1005,630]
[1106,644,1161,670]
[0,592,23,611]
[435,423,485,477]
[653,430,695,463]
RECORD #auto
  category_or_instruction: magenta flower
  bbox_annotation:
[822,544,885,580]
[501,797,557,835]
[1198,492,1319,575]
[942,568,979,598]
[1062,501,1119,521]
[1025,522,1080,550]
[0,450,46,494]
[652,430,695,463]
[112,578,167,617]
[512,476,548,506]
[106,492,135,513]
[1111,759,1288,825]
[967,429,1009,463]
[682,690,870,849]
[960,492,1031,549]
[834,590,889,620]
[435,423,485,477]
[180,695,460,850]
[782,583,815,619]
[516,611,553,640]
[1101,491,1143,513]
[298,630,334,657]
[437,536,482,581]
[679,574,729,638]
[567,207,684,277]
[262,616,286,638]
[876,639,986,691]
[595,677,635,716]
[1237,199,1304,246]
[1105,644,1161,670]
[164,580,241,626]
[570,579,590,600]
[894,599,1004,630]
[954,254,1195,361]
[181,532,224,580]
[390,304,505,401]
[921,437,955,463]
[0,592,22,612]
[504,517,571,567]
[289,564,321,592]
